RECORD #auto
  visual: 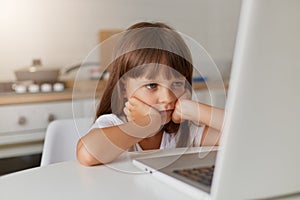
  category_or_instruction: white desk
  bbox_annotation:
[1,147,300,200]
[1,148,207,200]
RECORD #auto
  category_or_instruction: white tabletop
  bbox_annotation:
[1,147,300,200]
[1,147,211,200]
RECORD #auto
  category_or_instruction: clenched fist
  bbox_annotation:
[123,97,163,128]
[172,90,194,123]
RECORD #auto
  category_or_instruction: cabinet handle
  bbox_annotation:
[18,116,27,125]
[48,114,56,122]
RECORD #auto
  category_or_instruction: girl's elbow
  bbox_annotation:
[77,150,97,166]
[76,139,103,166]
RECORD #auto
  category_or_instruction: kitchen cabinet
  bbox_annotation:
[0,80,101,175]
[0,80,104,161]
[0,98,96,159]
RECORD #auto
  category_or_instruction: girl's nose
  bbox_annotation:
[157,87,177,103]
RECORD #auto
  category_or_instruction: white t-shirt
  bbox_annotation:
[90,114,205,151]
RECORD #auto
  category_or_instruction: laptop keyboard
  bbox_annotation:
[173,165,215,186]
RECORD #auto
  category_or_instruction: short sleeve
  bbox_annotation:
[90,114,125,130]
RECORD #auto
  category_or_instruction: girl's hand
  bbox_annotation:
[123,97,161,127]
[172,90,194,124]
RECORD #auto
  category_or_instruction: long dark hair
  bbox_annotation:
[96,22,193,147]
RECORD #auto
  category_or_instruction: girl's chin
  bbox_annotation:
[162,116,172,125]
[159,111,173,124]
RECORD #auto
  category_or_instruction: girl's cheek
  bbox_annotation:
[173,89,185,98]
[132,91,154,104]
[142,94,157,106]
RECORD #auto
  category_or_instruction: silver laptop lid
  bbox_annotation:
[212,0,300,199]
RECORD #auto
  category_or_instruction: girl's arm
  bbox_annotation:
[77,110,161,166]
[173,99,224,131]
[172,99,224,146]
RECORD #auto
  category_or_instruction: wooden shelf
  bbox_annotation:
[0,79,228,105]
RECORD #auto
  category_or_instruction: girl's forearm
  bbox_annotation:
[77,126,140,166]
[77,116,161,166]
[184,100,224,131]
[198,103,224,131]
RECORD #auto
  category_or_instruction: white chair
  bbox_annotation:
[40,117,93,166]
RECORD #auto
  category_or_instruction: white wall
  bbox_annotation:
[0,0,241,81]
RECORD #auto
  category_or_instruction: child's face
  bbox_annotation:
[124,67,186,124]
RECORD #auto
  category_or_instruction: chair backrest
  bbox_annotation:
[40,117,93,166]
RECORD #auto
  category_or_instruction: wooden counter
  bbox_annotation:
[0,80,106,106]
[192,81,228,91]
[0,80,228,106]
[0,90,90,106]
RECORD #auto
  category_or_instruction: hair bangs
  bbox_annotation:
[123,48,193,83]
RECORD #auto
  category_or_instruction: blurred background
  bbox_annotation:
[0,0,241,175]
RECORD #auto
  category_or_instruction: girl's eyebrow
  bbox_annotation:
[173,78,186,81]
[143,78,186,83]
[135,75,186,84]
[138,78,157,83]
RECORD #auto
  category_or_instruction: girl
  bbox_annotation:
[76,22,224,166]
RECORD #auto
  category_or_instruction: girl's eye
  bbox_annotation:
[145,83,158,89]
[172,81,184,88]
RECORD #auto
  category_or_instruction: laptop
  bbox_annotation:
[133,0,300,199]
